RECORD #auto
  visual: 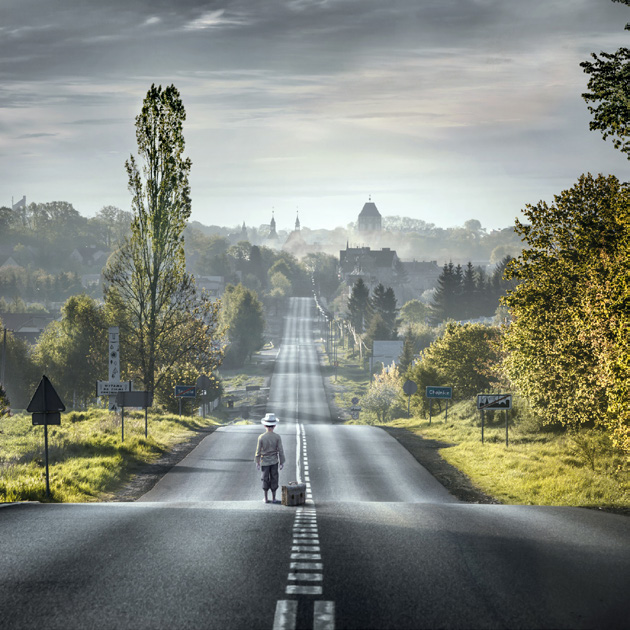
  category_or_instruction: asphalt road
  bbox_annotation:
[1,297,629,629]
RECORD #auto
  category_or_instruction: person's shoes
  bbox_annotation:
[263,498,269,503]
[272,499,281,504]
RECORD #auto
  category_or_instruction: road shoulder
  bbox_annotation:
[380,426,500,504]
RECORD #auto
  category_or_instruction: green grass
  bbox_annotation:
[0,409,220,503]
[329,349,630,511]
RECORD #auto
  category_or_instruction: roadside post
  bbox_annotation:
[402,379,417,417]
[27,375,66,498]
[175,385,196,416]
[476,394,512,445]
[196,374,213,418]
[116,391,153,439]
[350,396,361,420]
[426,386,452,425]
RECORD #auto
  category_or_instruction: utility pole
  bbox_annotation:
[1,328,7,387]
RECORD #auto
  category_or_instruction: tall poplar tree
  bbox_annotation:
[105,84,221,392]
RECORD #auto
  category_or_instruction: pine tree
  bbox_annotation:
[347,278,371,333]
[430,261,461,323]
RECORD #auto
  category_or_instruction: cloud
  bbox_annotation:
[14,132,58,139]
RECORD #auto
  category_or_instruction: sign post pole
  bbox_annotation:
[481,410,485,444]
[429,399,432,425]
[505,409,509,447]
[445,400,449,422]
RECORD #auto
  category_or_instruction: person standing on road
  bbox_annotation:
[255,413,285,504]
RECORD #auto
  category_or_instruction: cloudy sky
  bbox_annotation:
[1,0,628,231]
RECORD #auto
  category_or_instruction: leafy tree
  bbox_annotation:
[33,294,108,408]
[303,252,341,301]
[220,284,265,367]
[347,278,371,333]
[399,299,430,326]
[502,174,629,458]
[0,382,9,416]
[0,323,38,409]
[104,84,221,393]
[412,322,502,401]
[361,364,403,423]
[581,0,630,158]
[364,313,393,354]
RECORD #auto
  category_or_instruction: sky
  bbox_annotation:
[1,0,628,232]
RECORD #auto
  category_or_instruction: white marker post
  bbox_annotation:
[108,327,120,412]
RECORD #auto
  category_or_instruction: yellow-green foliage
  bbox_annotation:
[0,408,219,503]
[388,401,629,510]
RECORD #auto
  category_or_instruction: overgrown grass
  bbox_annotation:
[330,352,629,511]
[0,408,220,503]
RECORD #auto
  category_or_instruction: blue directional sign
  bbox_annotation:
[426,386,452,399]
[175,385,196,398]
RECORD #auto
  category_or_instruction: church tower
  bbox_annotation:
[358,195,382,232]
[269,211,277,239]
[295,211,301,231]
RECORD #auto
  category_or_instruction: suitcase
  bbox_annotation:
[282,482,306,506]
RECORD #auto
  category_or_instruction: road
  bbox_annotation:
[1,297,629,629]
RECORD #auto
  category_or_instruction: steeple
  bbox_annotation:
[295,210,300,231]
[269,210,277,239]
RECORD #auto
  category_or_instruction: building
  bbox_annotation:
[339,245,399,289]
[358,197,382,233]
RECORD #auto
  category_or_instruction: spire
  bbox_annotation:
[269,209,277,239]
[295,210,300,231]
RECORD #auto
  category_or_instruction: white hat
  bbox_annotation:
[261,413,279,426]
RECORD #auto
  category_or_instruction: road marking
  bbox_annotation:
[290,562,323,571]
[314,601,335,630]
[288,573,323,582]
[273,600,297,630]
[291,552,321,560]
[292,545,321,552]
[286,585,323,596]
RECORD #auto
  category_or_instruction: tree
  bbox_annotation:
[399,299,430,326]
[361,364,402,423]
[33,294,109,408]
[0,382,10,416]
[104,84,221,393]
[430,262,461,323]
[502,174,629,457]
[347,278,371,333]
[581,0,630,158]
[413,323,502,401]
[371,285,398,339]
[398,332,416,375]
[221,284,265,367]
[461,262,477,319]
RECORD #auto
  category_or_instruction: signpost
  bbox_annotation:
[27,375,66,498]
[196,374,212,418]
[116,391,153,440]
[107,327,121,411]
[402,380,417,417]
[426,386,452,424]
[477,394,512,445]
[175,385,196,416]
[350,397,361,420]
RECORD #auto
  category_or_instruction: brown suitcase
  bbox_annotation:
[282,482,306,506]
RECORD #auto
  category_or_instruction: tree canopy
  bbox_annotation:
[502,174,629,457]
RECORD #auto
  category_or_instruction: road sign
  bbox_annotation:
[27,375,65,498]
[116,391,153,408]
[403,380,418,396]
[97,380,131,396]
[196,374,212,395]
[351,411,359,420]
[27,376,66,414]
[477,394,512,410]
[175,385,196,398]
[426,386,452,399]
[350,405,361,412]
[351,397,360,405]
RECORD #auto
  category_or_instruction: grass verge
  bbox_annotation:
[0,409,220,503]
[329,343,629,512]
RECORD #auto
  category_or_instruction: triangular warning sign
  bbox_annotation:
[27,375,66,413]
